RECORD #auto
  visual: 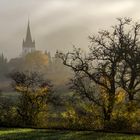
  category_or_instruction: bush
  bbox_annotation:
[104,116,131,131]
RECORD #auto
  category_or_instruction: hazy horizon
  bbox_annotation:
[1,0,140,59]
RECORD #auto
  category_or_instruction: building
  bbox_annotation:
[21,20,71,85]
[22,20,35,56]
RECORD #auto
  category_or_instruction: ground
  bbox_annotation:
[0,128,140,140]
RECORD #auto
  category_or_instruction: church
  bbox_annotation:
[22,20,52,61]
[20,21,71,86]
[0,20,71,90]
[22,20,36,56]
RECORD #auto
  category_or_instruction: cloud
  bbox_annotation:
[0,0,139,59]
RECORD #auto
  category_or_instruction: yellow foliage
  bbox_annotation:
[21,51,48,72]
[15,85,28,92]
[115,89,125,104]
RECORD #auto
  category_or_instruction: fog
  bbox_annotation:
[0,0,140,59]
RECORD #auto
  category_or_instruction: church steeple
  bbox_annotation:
[22,20,36,56]
[25,20,32,42]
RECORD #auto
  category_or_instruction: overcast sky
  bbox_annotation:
[0,0,140,59]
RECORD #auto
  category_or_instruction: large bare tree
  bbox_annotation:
[116,19,140,102]
[57,18,140,121]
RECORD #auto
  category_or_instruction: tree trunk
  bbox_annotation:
[128,92,134,101]
[103,92,115,129]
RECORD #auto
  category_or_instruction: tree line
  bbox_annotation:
[1,18,140,131]
[57,18,140,130]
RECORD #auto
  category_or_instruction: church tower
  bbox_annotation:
[22,20,35,56]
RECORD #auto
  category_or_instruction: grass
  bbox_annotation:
[0,128,140,140]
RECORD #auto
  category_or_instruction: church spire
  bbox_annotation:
[22,19,36,56]
[25,20,32,42]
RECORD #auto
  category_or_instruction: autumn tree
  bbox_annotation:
[57,45,120,122]
[9,51,48,73]
[10,71,52,126]
[57,18,140,122]
[21,51,48,73]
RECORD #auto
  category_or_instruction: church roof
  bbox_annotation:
[25,20,32,43]
[22,20,35,49]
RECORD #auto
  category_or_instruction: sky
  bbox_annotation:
[0,0,140,59]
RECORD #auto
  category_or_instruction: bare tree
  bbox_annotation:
[116,19,140,102]
[57,45,119,121]
[57,18,140,121]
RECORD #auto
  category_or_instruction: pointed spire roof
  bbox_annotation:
[25,20,32,42]
[22,19,36,55]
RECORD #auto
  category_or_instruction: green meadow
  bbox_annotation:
[0,128,140,140]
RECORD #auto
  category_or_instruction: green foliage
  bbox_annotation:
[0,94,18,127]
[104,117,131,131]
[60,99,103,130]
[0,54,8,80]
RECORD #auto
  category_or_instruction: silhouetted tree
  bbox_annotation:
[57,45,119,122]
[57,18,140,122]
[115,18,140,102]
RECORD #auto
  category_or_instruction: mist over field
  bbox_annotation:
[1,1,140,139]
